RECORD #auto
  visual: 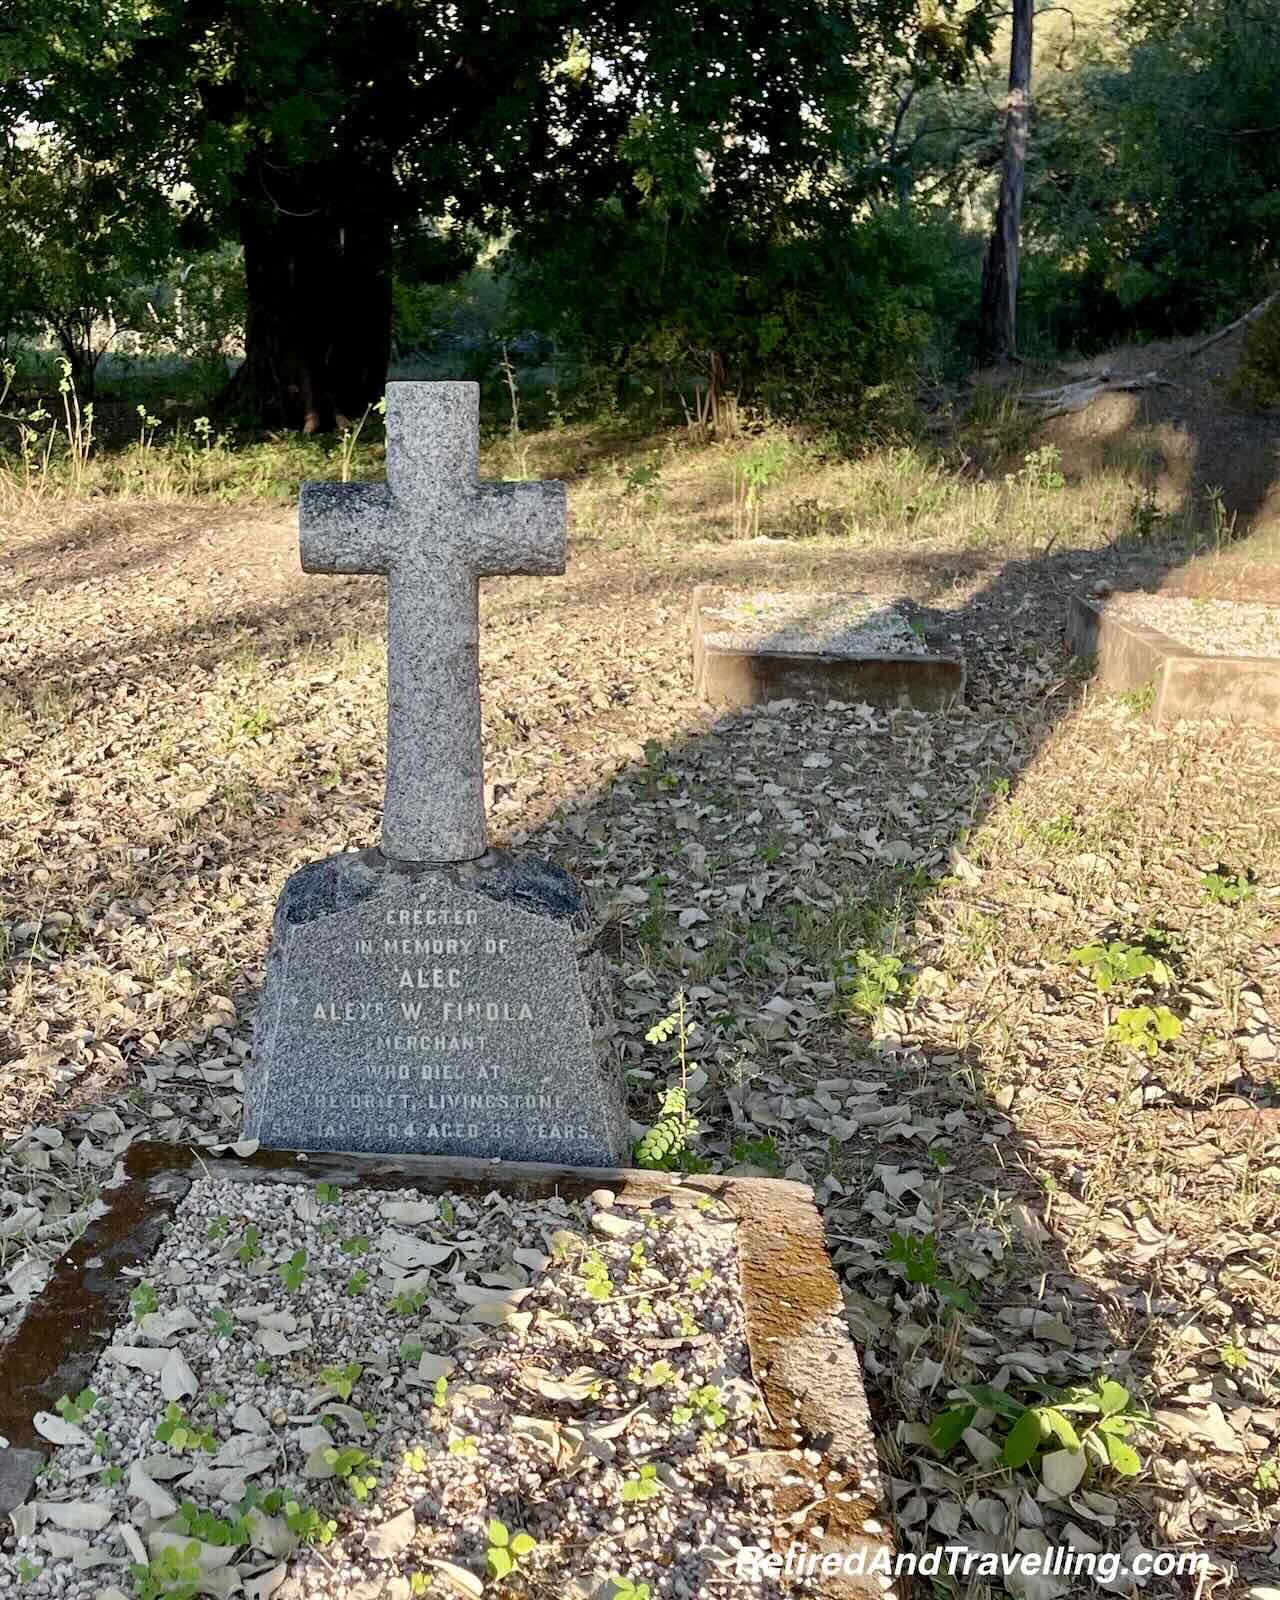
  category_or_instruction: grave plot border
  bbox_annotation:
[691,585,965,711]
[1069,593,1280,725]
[0,1142,892,1597]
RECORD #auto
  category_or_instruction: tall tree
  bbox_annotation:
[5,0,996,429]
[978,0,1034,362]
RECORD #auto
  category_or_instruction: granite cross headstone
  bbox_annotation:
[244,382,628,1165]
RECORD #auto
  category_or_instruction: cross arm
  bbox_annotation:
[299,481,395,575]
[469,480,567,578]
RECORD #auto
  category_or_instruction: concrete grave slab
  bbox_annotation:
[0,1142,892,1597]
[1068,591,1280,725]
[692,587,964,710]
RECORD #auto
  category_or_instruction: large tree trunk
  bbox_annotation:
[219,156,393,433]
[979,0,1034,364]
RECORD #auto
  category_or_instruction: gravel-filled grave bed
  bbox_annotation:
[1,1176,790,1600]
[699,592,928,657]
[1105,593,1280,659]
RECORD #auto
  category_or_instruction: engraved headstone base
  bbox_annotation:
[244,849,627,1165]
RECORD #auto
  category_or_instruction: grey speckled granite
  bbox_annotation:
[299,381,565,864]
[244,850,627,1165]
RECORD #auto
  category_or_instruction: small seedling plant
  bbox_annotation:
[609,1576,652,1599]
[176,1500,252,1547]
[486,1519,538,1581]
[56,1387,99,1426]
[323,1445,379,1500]
[155,1403,215,1454]
[1108,1004,1182,1056]
[1070,934,1183,1056]
[236,1225,263,1266]
[1200,866,1256,905]
[621,1464,664,1504]
[130,1541,202,1600]
[277,1249,308,1291]
[673,1382,727,1431]
[634,992,702,1170]
[129,1282,159,1321]
[930,1377,1148,1483]
[318,1362,362,1400]
[837,948,908,1022]
[1069,940,1173,993]
[885,1230,973,1315]
[580,1251,613,1302]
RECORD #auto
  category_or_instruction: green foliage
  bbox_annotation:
[129,1282,159,1321]
[176,1501,251,1548]
[608,1579,652,1600]
[1070,940,1173,993]
[509,207,973,420]
[0,136,177,391]
[621,1464,664,1504]
[1108,1004,1182,1057]
[322,1446,379,1500]
[838,949,909,1020]
[344,1269,371,1296]
[580,1252,613,1302]
[1021,0,1280,343]
[885,1231,974,1314]
[283,1500,337,1547]
[672,1383,727,1431]
[631,1360,677,1389]
[277,1250,308,1292]
[154,1403,215,1455]
[930,1377,1148,1481]
[635,992,702,1169]
[130,1540,202,1600]
[485,1519,537,1581]
[314,1182,341,1205]
[236,1225,262,1266]
[447,1434,478,1457]
[55,1388,99,1426]
[318,1363,362,1401]
[1200,867,1256,905]
[390,1286,427,1315]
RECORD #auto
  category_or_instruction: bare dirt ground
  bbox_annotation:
[2,450,1279,1596]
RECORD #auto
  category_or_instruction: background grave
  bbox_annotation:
[692,588,965,710]
[1069,589,1280,724]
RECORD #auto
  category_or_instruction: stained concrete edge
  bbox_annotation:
[692,584,965,712]
[0,1142,892,1594]
[1069,593,1280,725]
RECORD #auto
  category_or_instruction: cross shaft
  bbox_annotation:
[299,383,565,863]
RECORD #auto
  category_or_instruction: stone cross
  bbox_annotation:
[300,382,565,864]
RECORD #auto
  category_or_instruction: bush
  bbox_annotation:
[505,206,982,422]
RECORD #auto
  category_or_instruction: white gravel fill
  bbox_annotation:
[1105,594,1280,659]
[1,1177,790,1599]
[702,592,927,657]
